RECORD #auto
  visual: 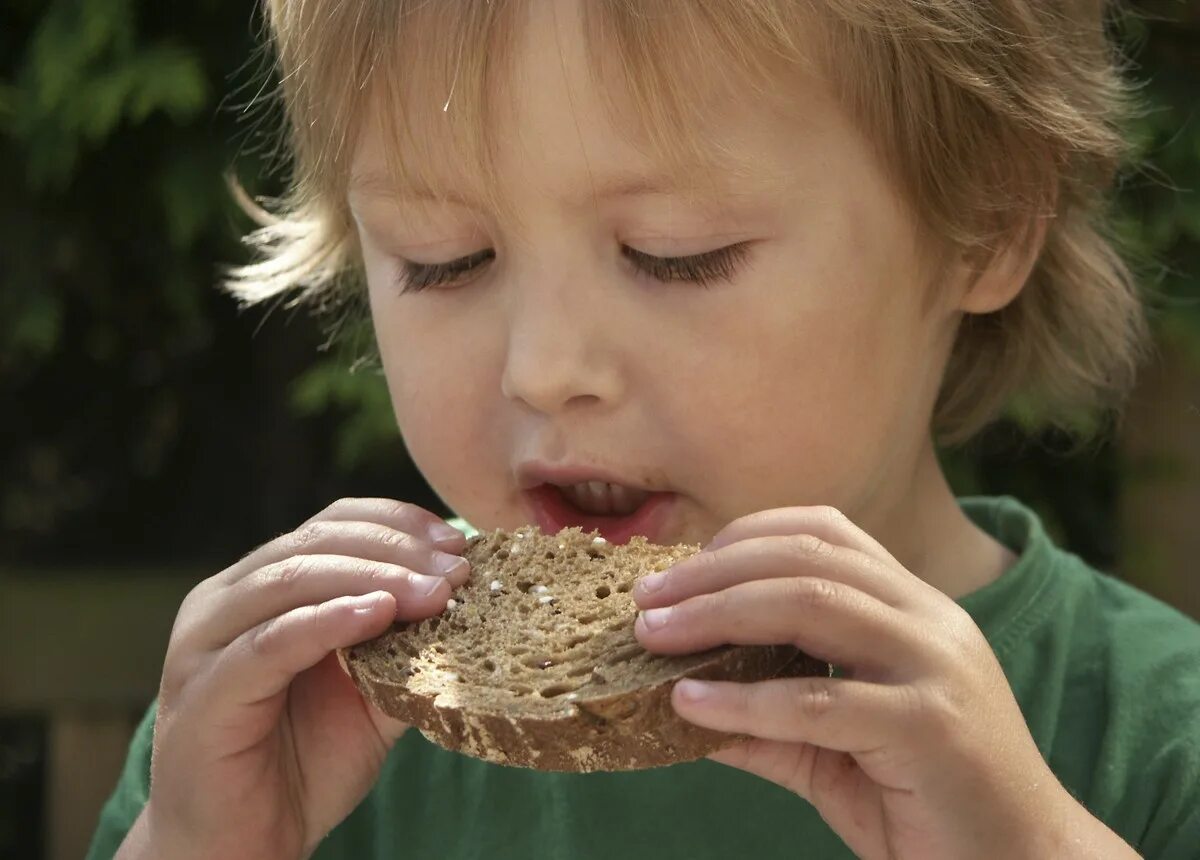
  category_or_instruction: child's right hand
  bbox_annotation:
[125,498,470,860]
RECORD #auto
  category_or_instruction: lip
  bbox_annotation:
[522,484,675,545]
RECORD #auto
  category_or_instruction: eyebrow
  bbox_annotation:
[347,169,729,209]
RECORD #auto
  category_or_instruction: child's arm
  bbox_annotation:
[107,498,471,860]
[633,505,1142,860]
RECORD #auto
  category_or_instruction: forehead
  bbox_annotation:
[345,1,817,219]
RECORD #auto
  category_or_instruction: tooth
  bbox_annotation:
[609,483,633,513]
[588,481,612,514]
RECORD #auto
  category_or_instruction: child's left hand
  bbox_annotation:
[633,506,1141,860]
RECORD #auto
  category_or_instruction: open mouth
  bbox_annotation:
[524,482,674,545]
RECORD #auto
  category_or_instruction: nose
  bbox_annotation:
[499,283,623,415]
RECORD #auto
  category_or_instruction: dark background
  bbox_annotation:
[1,1,1197,858]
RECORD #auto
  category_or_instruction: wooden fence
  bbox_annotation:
[0,569,199,860]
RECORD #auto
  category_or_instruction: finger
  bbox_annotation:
[636,576,923,671]
[200,555,453,648]
[216,519,470,589]
[707,739,882,847]
[672,675,907,753]
[635,533,914,611]
[302,498,466,551]
[705,506,898,567]
[225,499,466,582]
[212,590,400,708]
[706,736,823,798]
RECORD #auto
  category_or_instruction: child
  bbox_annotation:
[90,1,1199,858]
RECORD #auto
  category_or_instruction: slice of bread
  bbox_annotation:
[340,525,828,771]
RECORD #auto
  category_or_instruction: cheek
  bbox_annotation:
[666,255,928,510]
[368,294,503,508]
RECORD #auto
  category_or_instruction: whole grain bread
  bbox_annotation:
[339,525,828,772]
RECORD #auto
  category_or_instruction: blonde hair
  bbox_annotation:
[225,0,1151,446]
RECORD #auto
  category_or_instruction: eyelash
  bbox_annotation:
[395,242,752,294]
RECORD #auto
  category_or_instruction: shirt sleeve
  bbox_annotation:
[1136,735,1200,860]
[84,699,157,860]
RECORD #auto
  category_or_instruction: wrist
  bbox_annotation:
[1032,786,1142,860]
[124,801,303,860]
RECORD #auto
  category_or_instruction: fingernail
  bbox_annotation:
[676,679,712,702]
[352,591,388,614]
[638,572,666,593]
[434,552,469,577]
[640,606,672,631]
[413,573,444,596]
[430,523,463,545]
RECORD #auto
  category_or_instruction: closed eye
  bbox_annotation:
[394,242,753,294]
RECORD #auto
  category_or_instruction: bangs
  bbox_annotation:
[278,0,814,229]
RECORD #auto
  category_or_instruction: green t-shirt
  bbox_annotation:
[86,496,1200,859]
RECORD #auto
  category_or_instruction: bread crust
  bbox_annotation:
[344,637,827,772]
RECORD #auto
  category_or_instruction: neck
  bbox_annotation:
[861,439,1017,600]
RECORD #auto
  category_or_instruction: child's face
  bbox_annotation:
[348,2,962,546]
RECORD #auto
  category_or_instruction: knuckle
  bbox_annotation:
[378,527,418,554]
[792,679,838,722]
[787,576,841,612]
[291,520,332,552]
[322,497,358,516]
[688,547,723,579]
[260,554,319,593]
[814,505,849,530]
[382,499,420,522]
[692,586,728,621]
[248,612,290,661]
[158,649,190,701]
[786,533,837,564]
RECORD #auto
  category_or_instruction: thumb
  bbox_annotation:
[332,647,412,745]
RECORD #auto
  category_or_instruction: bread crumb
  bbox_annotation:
[538,595,556,605]
[531,584,549,594]
[446,598,458,610]
[592,536,608,546]
[489,580,503,591]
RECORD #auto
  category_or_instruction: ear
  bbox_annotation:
[955,211,1052,315]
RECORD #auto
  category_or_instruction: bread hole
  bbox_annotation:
[617,581,633,593]
[595,585,611,599]
[520,654,558,669]
[482,659,496,672]
[604,644,645,665]
[605,619,628,633]
[517,581,534,593]
[392,640,418,658]
[539,682,582,698]
[495,549,509,560]
[544,551,557,560]
[586,548,605,559]
[567,664,593,678]
[610,699,638,719]
[565,634,589,649]
[575,613,598,625]
[433,645,446,655]
[509,684,535,696]
[428,617,440,632]
[386,646,397,657]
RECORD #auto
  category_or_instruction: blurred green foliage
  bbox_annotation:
[0,0,1197,569]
